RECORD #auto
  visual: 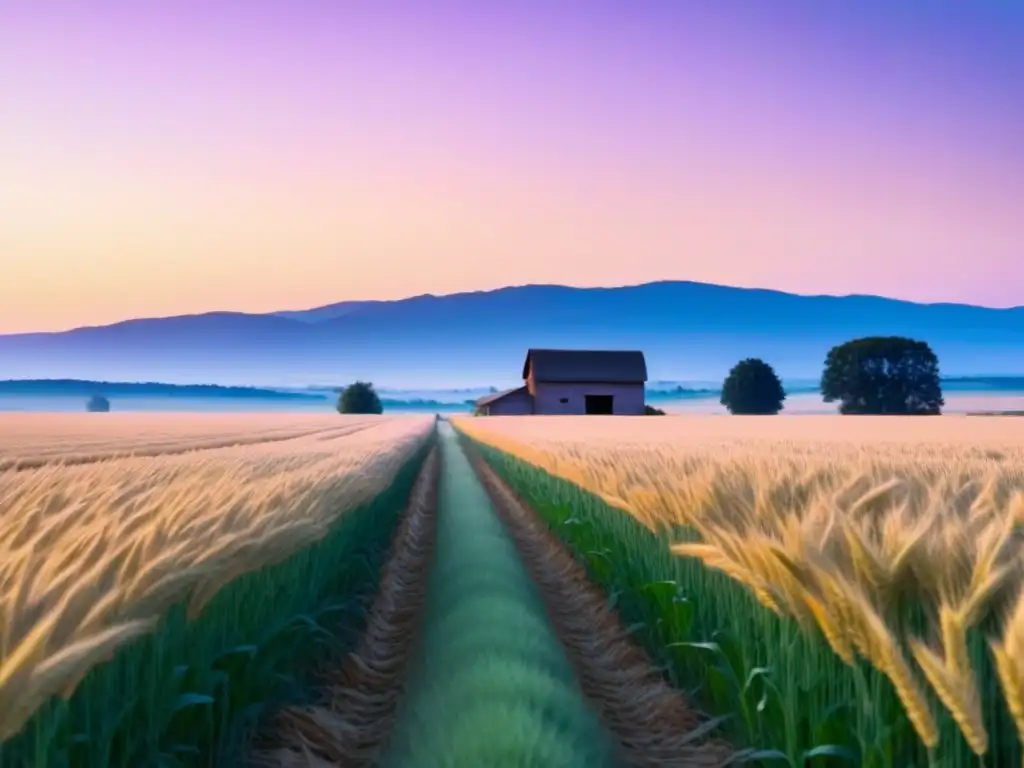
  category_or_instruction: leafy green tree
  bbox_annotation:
[720,358,786,415]
[821,336,943,415]
[86,395,110,412]
[337,381,383,414]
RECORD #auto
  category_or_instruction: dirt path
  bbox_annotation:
[380,424,616,767]
[254,426,738,767]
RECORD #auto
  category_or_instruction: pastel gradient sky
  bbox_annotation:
[2,1,1022,333]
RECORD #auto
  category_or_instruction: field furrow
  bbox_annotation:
[252,446,440,767]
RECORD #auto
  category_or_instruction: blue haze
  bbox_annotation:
[0,282,1020,391]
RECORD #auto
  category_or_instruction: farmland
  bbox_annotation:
[0,414,434,765]
[255,424,735,767]
[4,410,1023,766]
[0,412,743,766]
[453,415,1024,766]
[0,413,386,470]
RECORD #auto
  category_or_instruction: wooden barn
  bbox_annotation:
[474,348,647,416]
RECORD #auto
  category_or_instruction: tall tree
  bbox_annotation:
[820,336,943,415]
[720,358,786,415]
[337,381,383,414]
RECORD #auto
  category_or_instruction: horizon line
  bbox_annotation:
[6,278,1024,337]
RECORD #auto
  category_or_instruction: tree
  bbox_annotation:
[720,358,786,415]
[337,381,383,414]
[86,395,110,412]
[821,336,943,415]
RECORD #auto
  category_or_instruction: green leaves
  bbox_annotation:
[170,693,214,713]
[820,337,943,415]
[337,381,384,415]
[720,358,786,415]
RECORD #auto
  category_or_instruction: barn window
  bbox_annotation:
[559,397,569,404]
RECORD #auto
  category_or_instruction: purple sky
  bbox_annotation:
[1,1,1022,333]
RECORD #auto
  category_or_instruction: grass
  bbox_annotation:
[454,415,1024,767]
[0,416,434,766]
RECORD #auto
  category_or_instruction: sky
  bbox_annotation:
[1,0,1022,334]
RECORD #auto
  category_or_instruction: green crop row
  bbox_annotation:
[0,436,434,768]
[458,432,1022,768]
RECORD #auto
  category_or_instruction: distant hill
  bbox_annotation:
[0,379,328,400]
[0,281,1021,386]
[271,300,381,323]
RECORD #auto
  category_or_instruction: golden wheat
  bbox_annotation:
[0,413,386,470]
[991,589,1024,750]
[453,414,1024,755]
[0,414,433,740]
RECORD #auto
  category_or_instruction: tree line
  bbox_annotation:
[334,336,945,416]
[720,335,944,415]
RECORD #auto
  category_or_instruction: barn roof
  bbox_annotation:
[522,349,648,383]
[474,385,529,407]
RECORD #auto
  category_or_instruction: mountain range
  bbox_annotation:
[2,281,1021,387]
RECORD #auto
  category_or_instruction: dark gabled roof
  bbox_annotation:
[474,385,530,407]
[522,349,647,383]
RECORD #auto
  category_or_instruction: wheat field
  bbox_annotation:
[0,414,434,742]
[454,415,1024,759]
[0,412,385,470]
